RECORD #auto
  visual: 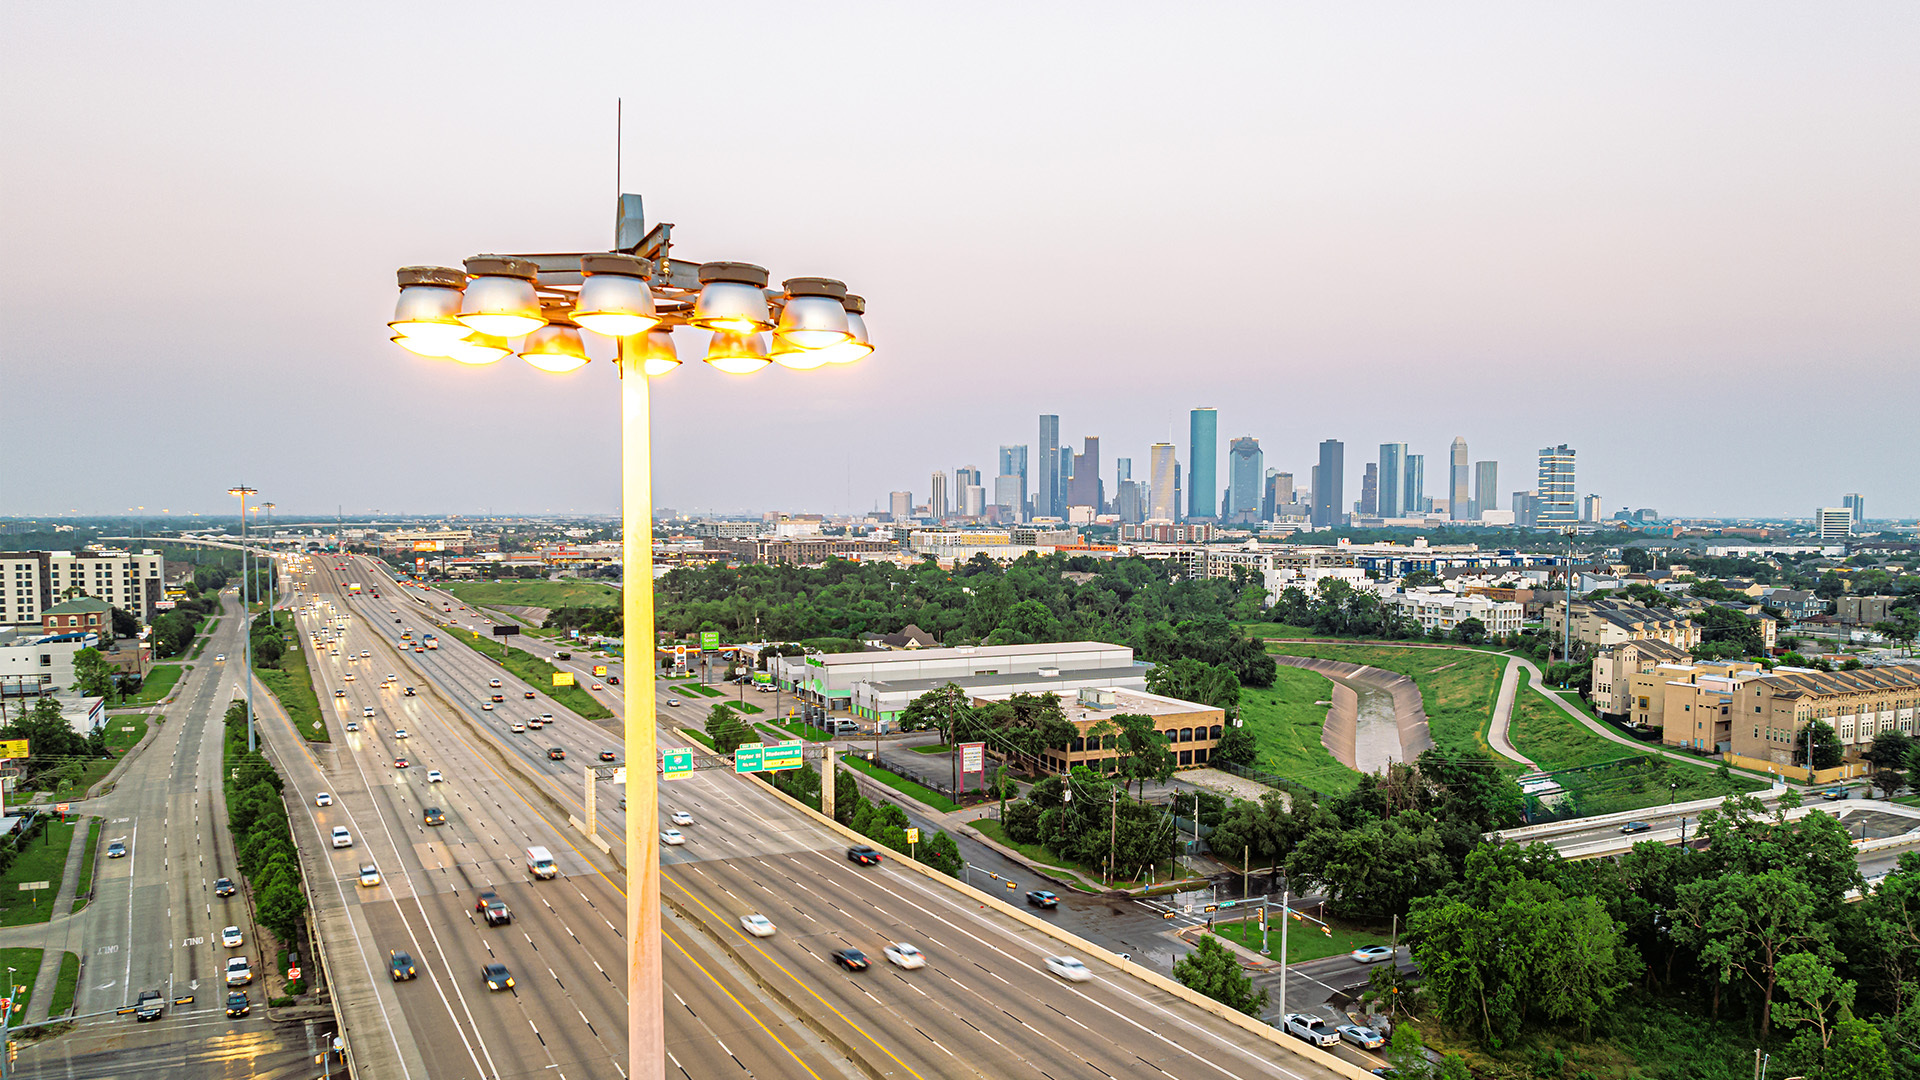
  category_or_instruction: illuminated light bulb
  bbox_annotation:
[770,334,830,370]
[457,255,546,337]
[519,323,591,373]
[817,294,873,364]
[775,277,851,350]
[622,328,681,376]
[388,266,470,342]
[572,253,659,337]
[392,334,456,359]
[703,330,771,375]
[689,262,771,334]
[445,333,512,365]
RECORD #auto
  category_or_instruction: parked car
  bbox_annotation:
[1282,1013,1340,1047]
[847,846,883,866]
[1045,956,1090,982]
[831,948,869,971]
[1338,1023,1385,1050]
[1026,890,1058,910]
[1350,945,1395,963]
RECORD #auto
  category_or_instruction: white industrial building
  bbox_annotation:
[773,641,1150,724]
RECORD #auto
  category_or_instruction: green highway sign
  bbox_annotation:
[762,742,803,772]
[734,743,764,773]
[662,750,694,781]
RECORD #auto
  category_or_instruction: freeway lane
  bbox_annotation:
[293,556,858,1080]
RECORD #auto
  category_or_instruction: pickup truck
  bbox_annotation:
[1282,1013,1341,1048]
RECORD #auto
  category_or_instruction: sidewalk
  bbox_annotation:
[1486,657,1536,769]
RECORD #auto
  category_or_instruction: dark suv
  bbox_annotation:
[214,877,237,897]
[847,846,882,866]
[390,950,417,981]
[135,990,164,1021]
[1026,890,1058,909]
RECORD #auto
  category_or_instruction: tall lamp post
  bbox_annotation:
[262,502,277,625]
[385,193,872,1080]
[229,485,258,751]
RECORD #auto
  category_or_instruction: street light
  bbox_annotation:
[229,486,258,752]
[385,192,873,1080]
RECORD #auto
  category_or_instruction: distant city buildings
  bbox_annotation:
[1473,460,1498,519]
[1227,436,1262,523]
[998,445,1028,521]
[1359,463,1378,516]
[888,491,911,521]
[1816,506,1854,539]
[1314,439,1344,529]
[1405,453,1427,515]
[1148,443,1178,522]
[1844,493,1866,527]
[1449,437,1470,521]
[929,471,948,521]
[1036,415,1062,520]
[1378,443,1407,518]
[1188,408,1217,523]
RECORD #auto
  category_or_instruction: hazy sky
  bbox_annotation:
[5,3,1916,521]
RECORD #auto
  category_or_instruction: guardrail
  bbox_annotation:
[1492,787,1784,843]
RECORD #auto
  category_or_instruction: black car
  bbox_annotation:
[214,877,236,897]
[389,950,417,981]
[404,686,417,697]
[847,846,882,866]
[1619,821,1652,834]
[483,962,514,991]
[599,750,616,762]
[830,948,869,971]
[424,807,446,826]
[225,990,250,1017]
[134,990,164,1021]
[1026,890,1058,909]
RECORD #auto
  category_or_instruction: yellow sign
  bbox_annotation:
[905,828,919,845]
[552,673,575,687]
[0,741,27,760]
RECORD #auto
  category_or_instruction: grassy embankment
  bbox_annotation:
[444,628,613,721]
[112,663,182,708]
[970,817,1179,891]
[0,820,80,927]
[838,754,959,813]
[1236,664,1358,794]
[1264,643,1508,764]
[0,949,44,1017]
[1211,913,1387,964]
[255,626,327,742]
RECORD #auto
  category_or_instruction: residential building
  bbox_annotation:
[1385,587,1524,637]
[1314,440,1345,529]
[929,471,949,521]
[1590,637,1694,716]
[1639,660,1766,751]
[1118,523,1216,544]
[1835,596,1896,627]
[1019,687,1224,774]
[1227,436,1262,523]
[1844,493,1866,528]
[1537,445,1577,527]
[1473,461,1498,519]
[1763,589,1825,622]
[1816,507,1854,539]
[1189,408,1218,522]
[998,445,1028,518]
[1069,437,1101,511]
[1037,415,1061,520]
[1404,453,1426,515]
[39,597,113,639]
[1358,463,1378,516]
[716,538,899,566]
[693,521,762,541]
[1732,665,1920,765]
[1148,443,1179,521]
[889,491,912,521]
[5,549,166,627]
[0,626,104,699]
[1544,598,1702,651]
[1377,443,1407,518]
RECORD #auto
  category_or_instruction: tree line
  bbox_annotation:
[221,701,309,961]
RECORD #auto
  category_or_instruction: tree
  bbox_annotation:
[1671,869,1826,1037]
[1212,725,1256,769]
[706,703,754,755]
[899,683,974,744]
[1812,1018,1894,1080]
[71,647,114,699]
[1771,951,1856,1054]
[1171,934,1267,1015]
[1144,658,1241,711]
[921,830,963,877]
[110,607,138,638]
[1002,799,1042,844]
[1112,712,1175,796]
[1452,617,1487,645]
[1798,720,1845,771]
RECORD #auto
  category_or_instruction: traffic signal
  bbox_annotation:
[9,1039,18,1063]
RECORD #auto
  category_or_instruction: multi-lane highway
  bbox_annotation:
[297,554,1373,1079]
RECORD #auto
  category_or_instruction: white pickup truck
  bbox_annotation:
[1282,1013,1341,1048]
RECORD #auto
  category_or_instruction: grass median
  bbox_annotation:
[0,820,79,927]
[1211,913,1385,964]
[70,818,101,913]
[838,753,959,812]
[46,951,79,1018]
[445,580,621,609]
[0,948,44,1017]
[103,713,148,755]
[255,631,327,742]
[446,628,613,721]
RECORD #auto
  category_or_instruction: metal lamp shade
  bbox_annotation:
[519,323,591,373]
[389,284,470,343]
[703,330,771,375]
[775,277,851,350]
[445,333,512,365]
[458,257,546,337]
[623,328,682,377]
[573,255,660,337]
[690,262,771,334]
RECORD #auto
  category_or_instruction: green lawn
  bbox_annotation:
[1508,691,1627,771]
[731,701,764,715]
[256,634,327,742]
[1237,665,1358,793]
[1211,913,1384,964]
[444,580,621,611]
[70,818,101,913]
[767,719,834,743]
[1266,642,1506,765]
[680,728,716,749]
[0,822,79,926]
[839,754,960,812]
[675,682,724,698]
[113,663,182,707]
[0,948,45,1019]
[46,950,79,1018]
[103,713,148,755]
[912,744,955,754]
[446,629,613,721]
[972,816,1178,889]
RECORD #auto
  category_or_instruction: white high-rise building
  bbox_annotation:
[1817,507,1854,539]
[1148,443,1179,522]
[2,548,167,629]
[929,471,948,521]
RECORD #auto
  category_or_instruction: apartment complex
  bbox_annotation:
[1591,637,1693,716]
[1,549,167,628]
[1544,598,1701,652]
[1385,588,1524,637]
[1732,665,1920,765]
[714,538,898,566]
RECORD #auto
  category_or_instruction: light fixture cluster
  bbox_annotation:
[388,254,871,375]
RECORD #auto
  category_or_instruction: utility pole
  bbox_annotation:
[1277,886,1290,1021]
[1108,788,1119,884]
[1243,846,1249,900]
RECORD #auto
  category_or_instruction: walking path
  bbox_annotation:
[1486,657,1536,769]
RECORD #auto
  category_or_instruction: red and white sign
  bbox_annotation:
[960,742,985,774]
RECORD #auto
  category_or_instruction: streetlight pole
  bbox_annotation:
[386,193,872,1080]
[262,503,277,626]
[230,486,258,752]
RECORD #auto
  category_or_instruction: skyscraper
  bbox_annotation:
[1377,443,1407,518]
[1069,437,1101,511]
[1405,454,1426,516]
[1037,415,1061,519]
[956,465,982,494]
[1227,437,1262,520]
[1537,445,1577,527]
[889,491,911,521]
[1473,461,1498,520]
[1262,470,1294,520]
[1188,408,1218,522]
[1359,463,1378,515]
[962,485,986,518]
[1314,440,1345,528]
[998,445,1029,521]
[1148,443,1178,521]
[929,471,948,521]
[1449,437,1470,521]
[1845,493,1866,526]
[993,475,1022,518]
[1116,457,1132,482]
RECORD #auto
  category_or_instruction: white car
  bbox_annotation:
[360,650,370,658]
[669,810,694,826]
[883,943,925,970]
[1349,945,1395,964]
[343,673,355,681]
[345,721,359,732]
[427,770,443,783]
[1045,956,1091,983]
[215,653,227,663]
[661,829,685,846]
[225,957,253,986]
[359,864,381,887]
[489,679,502,689]
[740,914,775,938]
[665,698,680,707]
[386,674,397,683]
[314,792,332,807]
[362,707,375,717]
[331,826,353,849]
[540,713,553,723]
[394,729,408,739]
[222,925,244,948]
[481,702,494,711]
[509,722,526,733]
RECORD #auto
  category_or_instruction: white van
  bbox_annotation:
[526,846,558,880]
[331,826,353,848]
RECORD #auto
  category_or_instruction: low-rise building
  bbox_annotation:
[1835,596,1897,627]
[1544,598,1702,652]
[1591,638,1693,716]
[1384,588,1524,637]
[1764,589,1825,622]
[779,641,1146,718]
[0,628,103,699]
[715,538,898,566]
[976,686,1224,775]
[1732,665,1920,764]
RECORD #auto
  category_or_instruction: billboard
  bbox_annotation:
[0,740,27,760]
[552,672,575,687]
[699,631,720,651]
[960,742,985,774]
[412,540,442,552]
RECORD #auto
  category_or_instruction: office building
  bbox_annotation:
[1313,440,1345,529]
[1537,445,1577,527]
[1404,454,1426,515]
[1449,438,1470,521]
[1377,443,1407,518]
[1844,493,1866,528]
[1037,415,1061,519]
[1473,461,1498,519]
[1513,491,1539,528]
[929,471,948,521]
[1036,687,1225,774]
[956,465,981,493]
[1226,437,1262,522]
[1188,408,1218,522]
[1115,480,1146,524]
[1581,494,1604,522]
[1148,443,1179,521]
[1069,437,1101,511]
[1262,471,1294,520]
[1116,457,1131,483]
[962,485,986,518]
[889,491,912,521]
[993,475,1024,519]
[1358,463,1378,516]
[1817,507,1854,539]
[1059,448,1074,504]
[997,445,1028,520]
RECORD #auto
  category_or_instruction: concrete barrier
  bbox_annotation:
[1493,790,1782,843]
